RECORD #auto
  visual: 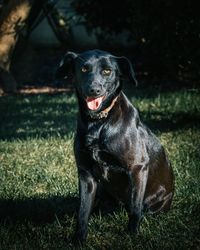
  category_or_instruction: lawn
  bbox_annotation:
[0,86,200,249]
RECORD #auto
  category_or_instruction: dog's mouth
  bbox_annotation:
[86,95,105,111]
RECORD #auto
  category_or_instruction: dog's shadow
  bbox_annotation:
[0,196,78,224]
[0,192,119,224]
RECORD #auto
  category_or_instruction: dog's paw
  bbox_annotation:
[72,233,86,248]
[127,220,140,235]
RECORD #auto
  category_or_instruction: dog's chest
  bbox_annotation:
[85,129,130,201]
[84,131,107,178]
[84,124,105,163]
[83,124,126,180]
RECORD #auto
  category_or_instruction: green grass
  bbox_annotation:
[0,87,200,249]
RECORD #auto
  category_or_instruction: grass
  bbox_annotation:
[0,86,200,249]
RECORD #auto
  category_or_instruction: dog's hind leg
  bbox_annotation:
[144,188,173,214]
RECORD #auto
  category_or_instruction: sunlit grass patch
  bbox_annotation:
[0,88,199,249]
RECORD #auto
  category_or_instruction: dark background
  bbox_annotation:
[1,0,199,91]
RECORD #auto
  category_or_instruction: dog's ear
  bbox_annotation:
[114,56,138,86]
[56,51,78,79]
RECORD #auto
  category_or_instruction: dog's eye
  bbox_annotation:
[81,66,88,73]
[102,69,112,76]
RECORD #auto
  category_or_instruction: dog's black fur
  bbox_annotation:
[56,49,174,245]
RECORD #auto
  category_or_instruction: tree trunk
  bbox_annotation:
[0,0,33,93]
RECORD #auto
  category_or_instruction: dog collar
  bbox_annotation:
[88,96,119,120]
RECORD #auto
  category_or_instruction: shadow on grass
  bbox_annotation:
[124,82,200,99]
[0,89,200,141]
[0,196,78,224]
[0,92,77,140]
[141,111,200,133]
[125,85,200,133]
[0,192,119,224]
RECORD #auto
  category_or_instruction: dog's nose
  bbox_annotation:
[89,86,101,96]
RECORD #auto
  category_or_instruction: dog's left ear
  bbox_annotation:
[114,56,138,86]
[55,51,78,79]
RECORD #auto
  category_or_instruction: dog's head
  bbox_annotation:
[56,49,137,113]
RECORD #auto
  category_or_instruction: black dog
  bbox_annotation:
[56,49,174,244]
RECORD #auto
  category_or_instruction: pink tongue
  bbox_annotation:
[86,96,104,110]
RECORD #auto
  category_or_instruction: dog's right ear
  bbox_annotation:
[55,51,78,79]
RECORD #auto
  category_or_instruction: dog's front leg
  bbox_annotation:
[126,163,149,234]
[74,169,97,245]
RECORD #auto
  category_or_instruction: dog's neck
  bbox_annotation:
[87,95,119,120]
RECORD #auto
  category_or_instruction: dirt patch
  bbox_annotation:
[0,86,74,96]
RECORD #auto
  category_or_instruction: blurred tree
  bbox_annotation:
[0,0,33,93]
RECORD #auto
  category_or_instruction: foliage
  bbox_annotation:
[0,87,200,249]
[73,0,200,82]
